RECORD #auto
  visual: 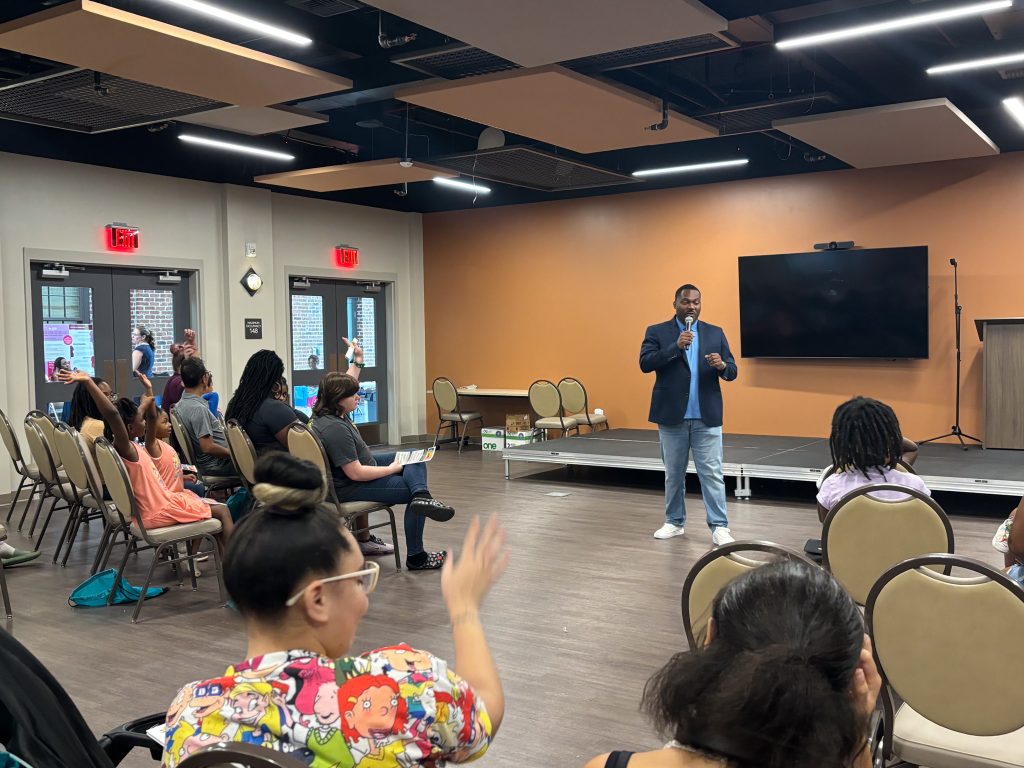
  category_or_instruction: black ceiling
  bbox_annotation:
[0,0,1022,212]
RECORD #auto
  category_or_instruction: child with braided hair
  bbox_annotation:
[816,395,929,522]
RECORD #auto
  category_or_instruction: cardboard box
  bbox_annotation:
[505,413,532,432]
[505,430,543,448]
[481,427,505,452]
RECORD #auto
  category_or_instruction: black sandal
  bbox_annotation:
[406,551,447,571]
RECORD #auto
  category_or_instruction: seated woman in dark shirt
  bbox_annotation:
[585,561,880,768]
[312,372,454,571]
[225,350,299,454]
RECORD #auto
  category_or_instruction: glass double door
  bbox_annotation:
[30,264,193,417]
[289,278,389,445]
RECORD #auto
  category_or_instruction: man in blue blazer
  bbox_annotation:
[640,284,737,545]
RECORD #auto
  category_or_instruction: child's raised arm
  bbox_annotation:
[59,370,138,462]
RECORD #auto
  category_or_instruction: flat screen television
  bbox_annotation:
[737,247,929,359]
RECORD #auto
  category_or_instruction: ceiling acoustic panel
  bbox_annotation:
[0,66,226,133]
[397,66,718,154]
[179,105,329,135]
[254,158,456,192]
[361,0,726,67]
[433,146,640,192]
[774,99,999,169]
[0,1,353,108]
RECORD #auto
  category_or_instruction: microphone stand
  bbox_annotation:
[920,258,981,451]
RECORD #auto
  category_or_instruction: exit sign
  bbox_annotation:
[106,223,140,251]
[334,245,359,269]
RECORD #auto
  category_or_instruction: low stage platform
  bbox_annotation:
[502,429,1024,497]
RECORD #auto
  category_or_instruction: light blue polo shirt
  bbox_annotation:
[675,316,702,420]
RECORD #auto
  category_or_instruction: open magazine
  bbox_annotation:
[394,447,435,466]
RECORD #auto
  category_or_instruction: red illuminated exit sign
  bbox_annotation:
[106,223,140,251]
[334,245,359,269]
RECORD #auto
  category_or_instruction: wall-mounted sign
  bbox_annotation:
[106,222,140,251]
[334,245,359,269]
[244,318,263,339]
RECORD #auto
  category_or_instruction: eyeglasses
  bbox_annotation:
[284,561,379,607]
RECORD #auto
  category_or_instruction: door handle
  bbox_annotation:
[102,360,115,387]
[328,353,338,372]
[115,358,129,394]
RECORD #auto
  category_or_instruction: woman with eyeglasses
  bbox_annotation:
[162,452,508,768]
[66,374,116,459]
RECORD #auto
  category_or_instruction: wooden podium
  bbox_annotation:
[976,318,1024,449]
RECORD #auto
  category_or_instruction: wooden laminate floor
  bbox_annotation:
[0,449,1008,767]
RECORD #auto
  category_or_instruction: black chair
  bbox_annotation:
[0,627,163,767]
[181,742,308,768]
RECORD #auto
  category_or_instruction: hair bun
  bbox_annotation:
[253,482,326,512]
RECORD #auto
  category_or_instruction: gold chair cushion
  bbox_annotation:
[894,703,1024,768]
[572,413,608,425]
[535,417,578,429]
[131,518,222,543]
[337,501,391,516]
[441,412,482,422]
[20,463,40,480]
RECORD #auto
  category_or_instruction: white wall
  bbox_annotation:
[0,152,425,494]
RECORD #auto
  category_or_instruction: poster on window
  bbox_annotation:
[43,322,96,379]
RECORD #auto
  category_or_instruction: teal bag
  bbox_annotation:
[68,568,166,607]
[226,487,250,522]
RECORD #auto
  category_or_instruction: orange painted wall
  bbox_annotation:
[423,153,1024,441]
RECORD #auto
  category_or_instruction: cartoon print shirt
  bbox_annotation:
[162,645,492,768]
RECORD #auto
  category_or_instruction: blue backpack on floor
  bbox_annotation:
[68,568,166,607]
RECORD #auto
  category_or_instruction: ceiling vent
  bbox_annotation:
[699,92,840,135]
[564,32,739,73]
[0,67,227,133]
[392,43,518,80]
[432,146,640,192]
[285,0,364,17]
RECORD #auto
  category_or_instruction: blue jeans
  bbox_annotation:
[340,452,429,557]
[658,420,729,530]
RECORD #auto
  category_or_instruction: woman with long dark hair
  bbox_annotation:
[67,375,116,457]
[162,453,507,768]
[224,350,297,454]
[586,560,880,768]
[131,325,156,379]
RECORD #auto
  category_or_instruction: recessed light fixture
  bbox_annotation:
[149,0,312,46]
[433,177,491,194]
[179,134,295,161]
[1003,96,1024,129]
[928,50,1024,74]
[777,0,1012,50]
[632,158,749,178]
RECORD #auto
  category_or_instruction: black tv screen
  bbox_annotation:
[738,247,929,359]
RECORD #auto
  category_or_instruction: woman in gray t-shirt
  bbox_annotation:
[312,372,453,570]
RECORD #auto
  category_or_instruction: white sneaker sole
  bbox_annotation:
[653,529,685,540]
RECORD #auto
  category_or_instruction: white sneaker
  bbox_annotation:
[359,535,396,556]
[711,527,735,547]
[654,523,685,539]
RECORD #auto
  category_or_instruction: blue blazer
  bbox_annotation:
[639,318,738,427]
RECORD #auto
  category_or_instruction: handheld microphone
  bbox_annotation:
[684,316,693,350]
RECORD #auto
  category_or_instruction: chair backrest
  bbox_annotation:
[93,439,137,530]
[866,554,1024,737]
[681,540,811,648]
[180,741,308,768]
[823,484,953,604]
[27,410,63,471]
[170,411,197,467]
[225,420,257,491]
[22,420,59,485]
[432,377,459,414]
[0,406,27,469]
[557,378,587,415]
[528,379,562,420]
[286,423,337,503]
[51,423,95,501]
[821,460,915,484]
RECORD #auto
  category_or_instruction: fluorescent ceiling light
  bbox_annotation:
[179,134,295,161]
[1003,96,1024,128]
[433,177,492,194]
[928,51,1024,74]
[632,158,749,177]
[149,0,312,46]
[777,0,1012,50]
